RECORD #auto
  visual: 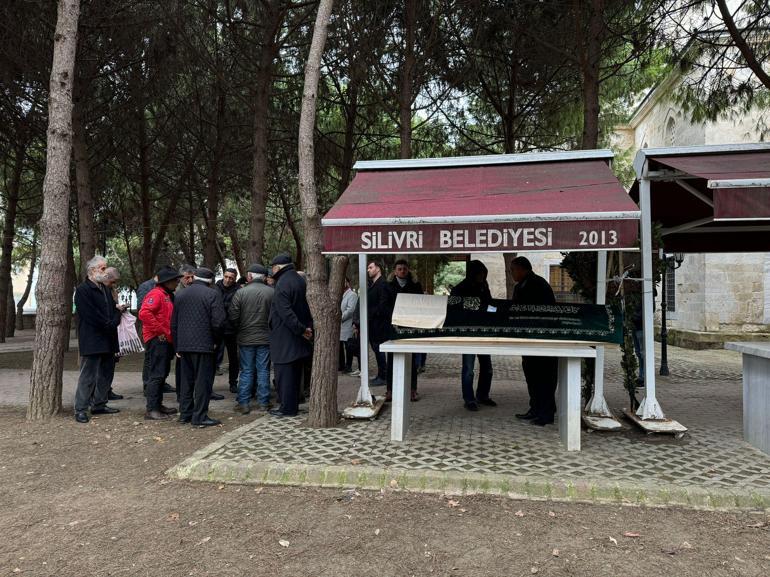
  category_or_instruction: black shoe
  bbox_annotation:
[91,406,120,415]
[515,410,537,420]
[464,402,479,412]
[163,383,176,393]
[229,385,238,394]
[107,391,124,401]
[370,377,387,387]
[178,415,192,423]
[75,412,89,423]
[193,418,221,428]
[210,393,225,400]
[529,417,554,426]
[269,409,297,418]
[478,398,497,407]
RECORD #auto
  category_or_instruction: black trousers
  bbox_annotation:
[145,337,173,411]
[521,356,558,422]
[142,347,151,391]
[74,353,115,413]
[386,352,418,392]
[215,334,240,387]
[274,359,305,416]
[369,338,387,380]
[178,352,215,424]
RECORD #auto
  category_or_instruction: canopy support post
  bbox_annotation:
[584,250,622,430]
[342,254,384,419]
[637,173,665,420]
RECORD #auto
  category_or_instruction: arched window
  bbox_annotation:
[665,116,676,146]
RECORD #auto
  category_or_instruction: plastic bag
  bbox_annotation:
[117,312,144,356]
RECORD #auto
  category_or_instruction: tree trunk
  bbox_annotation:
[203,85,225,269]
[72,98,96,278]
[28,0,80,421]
[227,218,246,277]
[279,193,303,270]
[6,290,15,338]
[399,0,416,159]
[16,233,37,331]
[0,138,24,343]
[298,0,348,428]
[579,0,603,150]
[247,6,282,264]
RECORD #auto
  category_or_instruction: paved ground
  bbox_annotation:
[4,332,767,510]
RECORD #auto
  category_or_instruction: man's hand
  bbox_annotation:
[176,352,182,358]
[302,327,313,341]
[158,334,166,342]
[116,303,128,312]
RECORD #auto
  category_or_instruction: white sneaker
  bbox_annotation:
[349,369,360,376]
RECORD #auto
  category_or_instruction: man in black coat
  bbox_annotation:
[215,268,241,393]
[171,267,226,427]
[73,256,125,423]
[367,260,394,387]
[386,259,421,401]
[268,254,313,417]
[450,260,496,411]
[511,256,558,426]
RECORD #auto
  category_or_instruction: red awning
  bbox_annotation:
[322,151,640,254]
[633,145,770,253]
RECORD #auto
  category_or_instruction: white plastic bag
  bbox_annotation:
[117,312,144,356]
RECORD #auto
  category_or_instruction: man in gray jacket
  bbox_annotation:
[229,264,274,413]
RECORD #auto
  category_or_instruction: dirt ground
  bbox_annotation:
[0,407,768,577]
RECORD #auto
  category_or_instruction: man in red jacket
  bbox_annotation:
[139,266,182,420]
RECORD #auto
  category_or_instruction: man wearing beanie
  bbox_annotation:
[229,263,274,413]
[171,267,226,427]
[268,254,313,417]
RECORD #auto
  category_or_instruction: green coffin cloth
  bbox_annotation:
[392,296,623,344]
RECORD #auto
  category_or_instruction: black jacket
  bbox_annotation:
[450,261,493,309]
[389,274,423,296]
[367,275,395,343]
[513,272,556,306]
[75,279,121,356]
[269,264,313,364]
[215,279,241,335]
[171,280,226,353]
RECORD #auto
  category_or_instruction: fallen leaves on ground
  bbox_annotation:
[279,539,290,548]
[623,532,642,538]
[552,548,560,557]
[195,536,211,546]
[609,537,618,545]
[515,510,524,517]
[166,512,179,521]
[446,499,460,508]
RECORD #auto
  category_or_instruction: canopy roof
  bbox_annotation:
[322,150,640,254]
[632,143,770,253]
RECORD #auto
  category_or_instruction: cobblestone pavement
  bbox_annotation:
[169,344,770,510]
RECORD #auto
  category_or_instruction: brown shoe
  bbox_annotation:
[234,403,251,414]
[145,410,170,421]
[159,405,178,415]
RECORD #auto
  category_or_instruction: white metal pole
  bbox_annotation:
[356,253,372,404]
[586,250,611,416]
[637,171,665,420]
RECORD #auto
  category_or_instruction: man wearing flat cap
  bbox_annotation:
[171,267,226,427]
[268,254,313,417]
[139,266,182,420]
[229,263,274,413]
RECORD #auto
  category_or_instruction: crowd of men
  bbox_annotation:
[74,252,560,428]
[73,253,313,427]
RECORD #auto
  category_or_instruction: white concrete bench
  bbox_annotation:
[380,338,598,451]
[725,341,770,455]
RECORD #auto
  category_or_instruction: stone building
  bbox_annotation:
[612,60,770,348]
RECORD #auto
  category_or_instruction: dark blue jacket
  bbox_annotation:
[75,279,121,356]
[171,280,226,353]
[269,264,313,364]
